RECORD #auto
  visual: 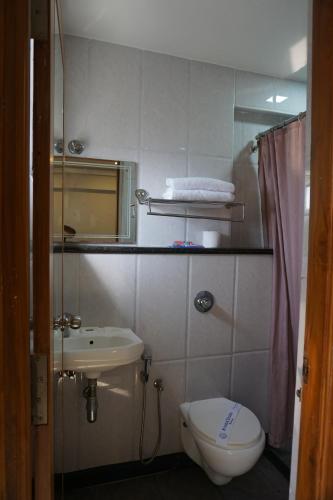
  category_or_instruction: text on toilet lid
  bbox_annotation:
[216,402,242,445]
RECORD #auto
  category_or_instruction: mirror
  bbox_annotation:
[61,2,307,249]
[54,156,137,242]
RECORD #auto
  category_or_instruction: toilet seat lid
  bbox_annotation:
[188,397,262,449]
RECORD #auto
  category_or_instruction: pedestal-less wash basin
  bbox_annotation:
[54,326,144,379]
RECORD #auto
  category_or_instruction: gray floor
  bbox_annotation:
[269,447,292,469]
[64,456,289,500]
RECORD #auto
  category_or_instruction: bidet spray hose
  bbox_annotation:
[139,377,164,465]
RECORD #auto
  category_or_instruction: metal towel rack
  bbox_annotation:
[135,189,245,223]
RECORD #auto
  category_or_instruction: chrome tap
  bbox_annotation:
[53,313,81,338]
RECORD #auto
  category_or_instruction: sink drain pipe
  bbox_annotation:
[83,379,98,423]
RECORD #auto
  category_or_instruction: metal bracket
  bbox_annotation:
[31,354,48,425]
[135,189,150,204]
[135,189,245,223]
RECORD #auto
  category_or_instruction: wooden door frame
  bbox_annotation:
[296,0,333,498]
[0,0,32,498]
[3,0,333,499]
[32,0,55,497]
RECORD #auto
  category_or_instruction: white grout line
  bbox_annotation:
[230,255,238,398]
[185,60,191,242]
[133,254,138,333]
[184,254,191,400]
[134,254,141,336]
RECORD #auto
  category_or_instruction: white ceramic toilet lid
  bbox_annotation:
[188,397,262,448]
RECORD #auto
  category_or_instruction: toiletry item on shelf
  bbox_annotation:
[170,241,204,248]
[202,231,223,248]
[163,189,235,202]
[166,177,235,193]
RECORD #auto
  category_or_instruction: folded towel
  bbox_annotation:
[166,177,235,193]
[163,189,235,202]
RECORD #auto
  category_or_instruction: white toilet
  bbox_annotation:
[180,397,265,485]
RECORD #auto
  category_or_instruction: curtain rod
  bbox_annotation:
[251,111,306,153]
[255,111,306,141]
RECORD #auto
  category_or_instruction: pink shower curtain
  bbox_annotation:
[258,117,306,448]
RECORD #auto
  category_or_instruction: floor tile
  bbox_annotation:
[65,476,160,500]
[63,456,289,500]
[218,456,289,500]
[155,466,221,500]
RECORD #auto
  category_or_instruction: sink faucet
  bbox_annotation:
[53,313,81,338]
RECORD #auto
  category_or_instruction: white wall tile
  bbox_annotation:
[63,254,80,314]
[64,36,89,147]
[53,253,62,317]
[53,253,80,318]
[235,71,307,115]
[139,151,187,198]
[189,62,234,157]
[137,205,186,247]
[84,147,139,164]
[77,365,136,469]
[188,155,233,180]
[58,35,281,469]
[136,255,188,360]
[137,151,187,246]
[133,360,186,458]
[231,351,269,430]
[186,213,232,247]
[188,256,235,357]
[233,109,289,166]
[86,41,141,153]
[234,256,272,352]
[186,356,231,401]
[79,254,136,328]
[141,51,189,153]
[231,161,263,248]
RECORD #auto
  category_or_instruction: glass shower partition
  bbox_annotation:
[53,1,65,497]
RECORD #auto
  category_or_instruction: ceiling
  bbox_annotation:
[62,0,308,81]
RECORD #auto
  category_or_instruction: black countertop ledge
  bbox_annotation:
[53,244,273,255]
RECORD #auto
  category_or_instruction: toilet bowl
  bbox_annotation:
[180,397,265,485]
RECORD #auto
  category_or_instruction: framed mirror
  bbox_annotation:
[53,156,137,243]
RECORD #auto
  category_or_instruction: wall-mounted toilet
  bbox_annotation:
[180,397,265,485]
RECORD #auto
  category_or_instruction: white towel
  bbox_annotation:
[163,189,235,202]
[166,177,235,193]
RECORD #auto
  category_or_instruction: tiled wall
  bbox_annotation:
[55,252,273,472]
[232,109,294,248]
[55,36,307,473]
[64,35,307,248]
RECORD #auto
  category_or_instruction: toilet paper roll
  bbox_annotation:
[202,231,222,248]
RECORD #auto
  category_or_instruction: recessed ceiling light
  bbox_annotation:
[265,95,288,104]
[276,95,288,103]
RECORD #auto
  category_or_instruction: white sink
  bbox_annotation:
[54,326,144,379]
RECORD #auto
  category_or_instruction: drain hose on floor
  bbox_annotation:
[139,380,163,465]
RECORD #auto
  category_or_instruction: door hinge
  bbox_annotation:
[31,354,48,425]
[302,356,309,384]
